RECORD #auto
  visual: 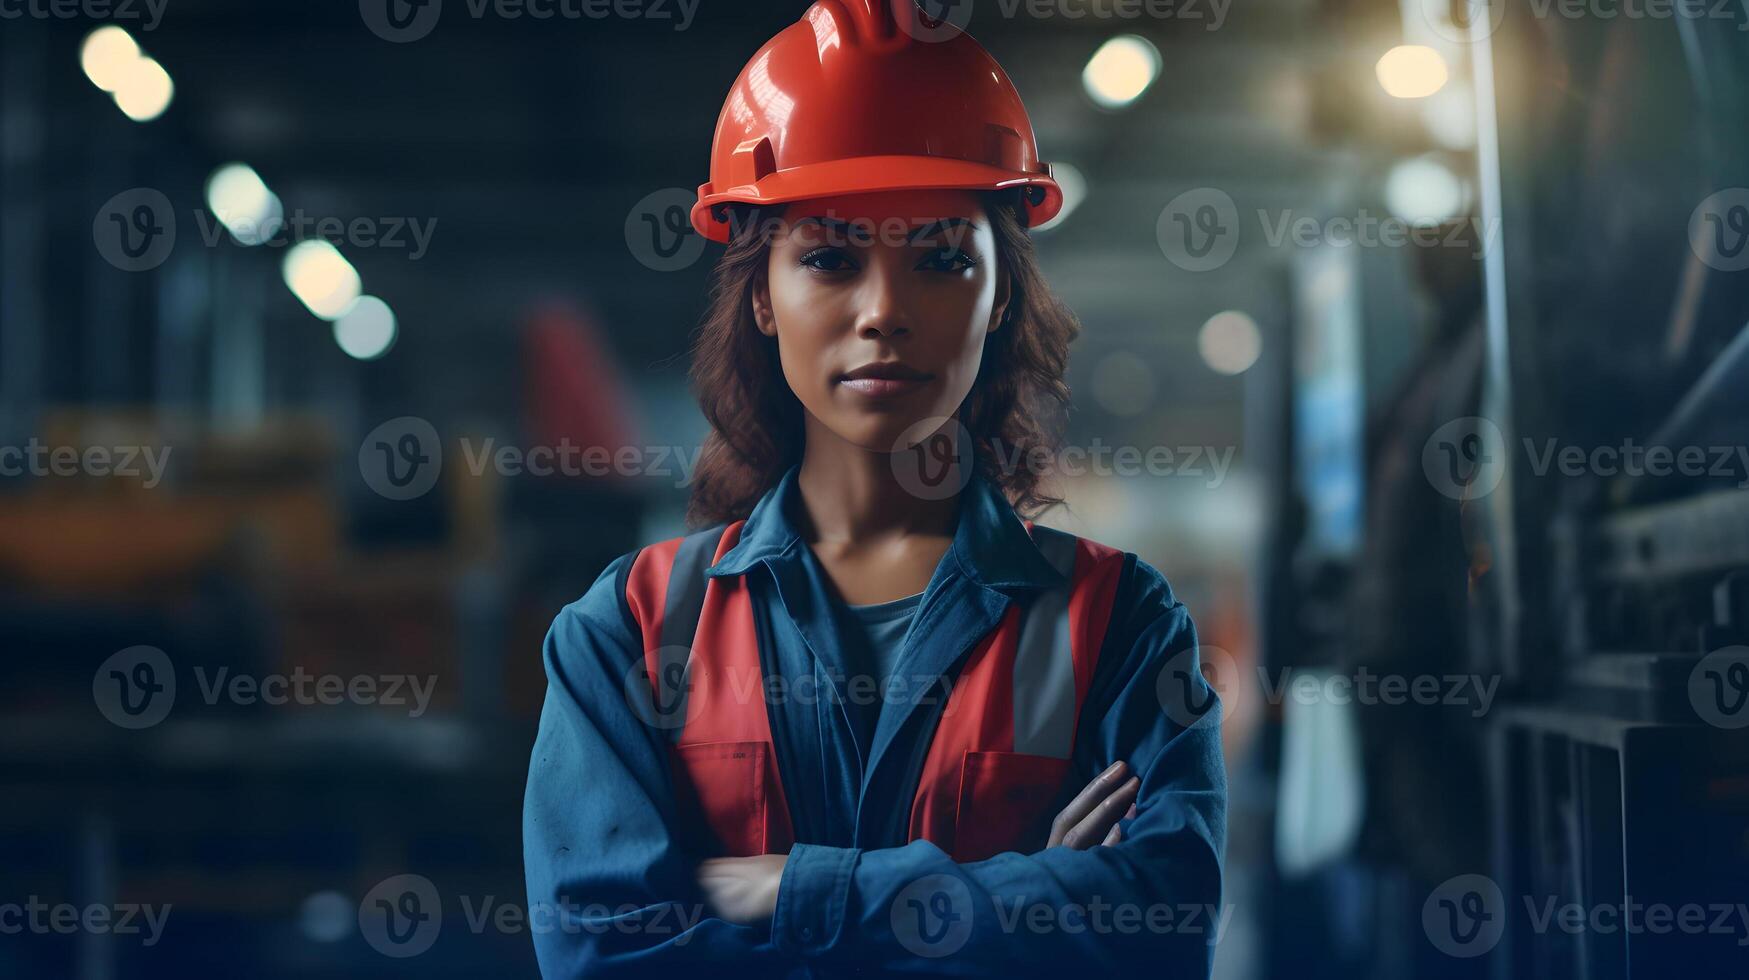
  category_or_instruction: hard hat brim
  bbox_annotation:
[691,155,1063,243]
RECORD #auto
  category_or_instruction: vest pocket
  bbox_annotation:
[953,750,1074,862]
[670,739,773,857]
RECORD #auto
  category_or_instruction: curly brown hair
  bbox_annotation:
[684,189,1081,529]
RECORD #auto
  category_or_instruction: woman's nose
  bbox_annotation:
[853,266,913,340]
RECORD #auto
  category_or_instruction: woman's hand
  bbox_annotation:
[696,854,788,925]
[695,764,1136,925]
[1046,760,1141,850]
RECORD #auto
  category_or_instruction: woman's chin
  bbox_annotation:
[830,414,971,461]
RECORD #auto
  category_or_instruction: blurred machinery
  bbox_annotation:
[1476,4,1749,975]
[1263,3,1749,977]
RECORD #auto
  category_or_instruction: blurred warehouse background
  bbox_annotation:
[2,0,1748,976]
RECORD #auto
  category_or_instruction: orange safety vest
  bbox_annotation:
[625,520,1125,862]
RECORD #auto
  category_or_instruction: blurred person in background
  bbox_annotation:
[1338,222,1489,979]
[522,1,1226,975]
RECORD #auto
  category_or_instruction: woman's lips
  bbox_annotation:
[837,376,930,398]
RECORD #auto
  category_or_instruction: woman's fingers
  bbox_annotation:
[1101,804,1139,846]
[1045,760,1128,847]
[1047,760,1131,848]
[1060,775,1140,850]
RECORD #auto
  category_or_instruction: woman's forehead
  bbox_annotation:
[780,189,987,227]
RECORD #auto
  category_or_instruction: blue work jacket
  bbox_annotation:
[522,460,1227,977]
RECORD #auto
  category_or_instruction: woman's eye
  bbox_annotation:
[919,248,977,273]
[800,248,855,273]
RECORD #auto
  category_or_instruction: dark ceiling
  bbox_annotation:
[20,0,1417,452]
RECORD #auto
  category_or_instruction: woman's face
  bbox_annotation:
[752,188,1010,454]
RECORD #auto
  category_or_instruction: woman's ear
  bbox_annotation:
[988,266,1013,334]
[751,274,778,337]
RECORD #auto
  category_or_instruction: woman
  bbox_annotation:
[523,2,1226,975]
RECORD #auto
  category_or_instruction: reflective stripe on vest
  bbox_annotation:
[628,520,796,857]
[906,523,1125,860]
[626,521,1125,861]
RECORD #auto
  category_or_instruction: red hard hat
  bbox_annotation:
[690,0,1062,243]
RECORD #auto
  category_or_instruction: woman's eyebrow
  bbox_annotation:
[907,217,980,245]
[790,215,856,247]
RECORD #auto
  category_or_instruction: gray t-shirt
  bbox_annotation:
[840,590,924,686]
[832,589,925,759]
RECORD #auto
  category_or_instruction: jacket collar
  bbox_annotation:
[704,449,1068,593]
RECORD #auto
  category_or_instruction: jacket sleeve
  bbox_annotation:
[768,553,1228,976]
[522,551,801,978]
